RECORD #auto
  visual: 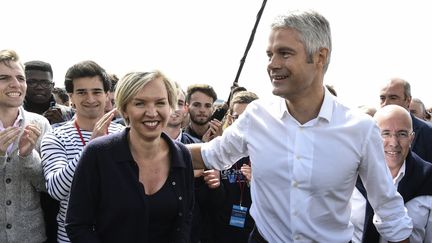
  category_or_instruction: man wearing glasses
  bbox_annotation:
[24,61,74,125]
[351,105,432,242]
[380,78,432,163]
[23,60,74,243]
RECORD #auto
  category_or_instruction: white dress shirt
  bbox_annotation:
[351,163,432,243]
[201,88,412,242]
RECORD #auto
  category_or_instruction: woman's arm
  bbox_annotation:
[65,143,101,243]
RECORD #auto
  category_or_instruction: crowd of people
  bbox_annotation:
[1,9,432,243]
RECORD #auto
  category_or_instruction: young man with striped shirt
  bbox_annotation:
[41,61,124,242]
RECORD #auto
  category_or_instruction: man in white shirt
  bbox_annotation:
[351,105,432,242]
[187,10,412,242]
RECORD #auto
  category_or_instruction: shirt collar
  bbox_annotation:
[393,161,406,185]
[175,130,183,142]
[276,86,334,123]
[0,107,24,130]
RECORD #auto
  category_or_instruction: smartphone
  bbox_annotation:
[210,104,228,121]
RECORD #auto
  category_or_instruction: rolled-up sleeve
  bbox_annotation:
[201,112,249,171]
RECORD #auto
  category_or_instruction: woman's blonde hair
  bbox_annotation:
[115,70,177,125]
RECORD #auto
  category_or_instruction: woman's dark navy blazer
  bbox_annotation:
[65,128,194,243]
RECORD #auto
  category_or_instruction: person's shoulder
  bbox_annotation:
[181,132,201,144]
[109,122,125,131]
[23,109,49,123]
[410,151,432,169]
[412,114,432,131]
[91,129,126,148]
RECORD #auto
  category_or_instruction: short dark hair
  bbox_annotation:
[186,84,217,103]
[24,60,53,78]
[108,73,119,92]
[64,60,110,93]
[52,87,70,103]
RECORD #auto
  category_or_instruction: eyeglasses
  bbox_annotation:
[26,79,54,88]
[380,131,413,140]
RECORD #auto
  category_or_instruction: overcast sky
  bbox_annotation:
[4,0,432,109]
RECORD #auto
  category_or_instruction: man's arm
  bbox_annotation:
[186,143,206,170]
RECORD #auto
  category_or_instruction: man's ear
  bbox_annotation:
[316,47,329,69]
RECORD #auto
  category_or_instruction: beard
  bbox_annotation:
[190,115,210,126]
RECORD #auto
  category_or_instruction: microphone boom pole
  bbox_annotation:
[211,0,268,121]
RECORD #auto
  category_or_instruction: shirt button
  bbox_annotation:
[6,157,11,162]
[294,235,300,240]
[6,200,11,206]
[172,181,176,186]
[178,196,182,200]
[6,224,12,229]
[5,178,11,184]
[292,181,298,187]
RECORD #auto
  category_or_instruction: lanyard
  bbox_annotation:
[235,159,251,206]
[74,120,87,146]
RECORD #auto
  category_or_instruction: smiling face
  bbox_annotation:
[69,76,107,121]
[266,28,324,100]
[167,90,186,127]
[375,105,414,173]
[0,61,26,110]
[124,77,171,142]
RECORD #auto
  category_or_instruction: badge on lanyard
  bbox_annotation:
[229,205,248,228]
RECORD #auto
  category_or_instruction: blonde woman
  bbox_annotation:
[66,71,194,243]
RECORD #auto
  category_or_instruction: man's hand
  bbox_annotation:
[43,107,65,124]
[240,164,252,183]
[90,109,116,140]
[202,119,223,142]
[203,169,221,189]
[0,127,20,156]
[19,124,41,157]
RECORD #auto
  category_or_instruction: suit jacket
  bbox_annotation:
[411,114,432,163]
[358,150,432,243]
[65,128,194,243]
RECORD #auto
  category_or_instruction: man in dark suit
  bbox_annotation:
[380,78,432,163]
[351,105,432,242]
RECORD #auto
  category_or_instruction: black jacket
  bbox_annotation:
[65,129,194,243]
[411,114,432,163]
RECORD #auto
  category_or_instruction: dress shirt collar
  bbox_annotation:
[0,107,23,130]
[276,86,333,123]
[393,161,406,186]
[174,130,182,142]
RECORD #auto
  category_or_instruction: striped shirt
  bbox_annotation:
[41,120,124,242]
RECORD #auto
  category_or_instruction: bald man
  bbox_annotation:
[351,105,432,243]
[380,78,432,163]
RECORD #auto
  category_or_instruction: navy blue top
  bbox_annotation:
[148,178,178,243]
[65,128,194,243]
[411,114,432,163]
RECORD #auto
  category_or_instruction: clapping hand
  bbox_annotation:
[18,124,41,157]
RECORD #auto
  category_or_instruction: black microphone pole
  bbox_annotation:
[211,0,268,121]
